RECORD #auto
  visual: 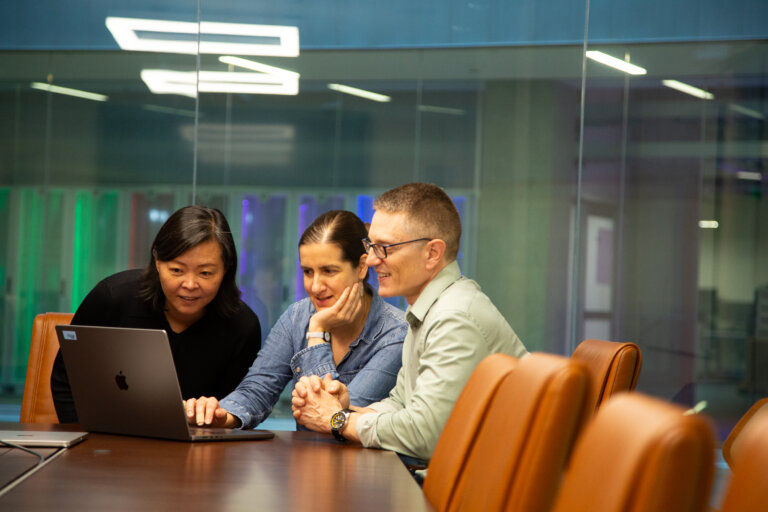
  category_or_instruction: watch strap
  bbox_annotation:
[306,331,331,342]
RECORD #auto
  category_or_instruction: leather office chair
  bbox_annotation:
[721,397,768,470]
[436,353,590,512]
[423,353,520,511]
[572,338,642,414]
[719,405,768,512]
[20,312,74,423]
[550,392,715,512]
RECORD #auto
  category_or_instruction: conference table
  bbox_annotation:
[0,422,433,511]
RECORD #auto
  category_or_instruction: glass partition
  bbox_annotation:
[0,1,765,436]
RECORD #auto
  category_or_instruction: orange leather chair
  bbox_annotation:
[550,392,715,512]
[572,339,642,414]
[430,353,590,512]
[721,397,768,470]
[719,404,768,512]
[20,312,74,423]
[423,353,520,511]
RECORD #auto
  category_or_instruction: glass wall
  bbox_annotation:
[0,1,766,436]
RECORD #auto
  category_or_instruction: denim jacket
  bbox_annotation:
[220,292,407,429]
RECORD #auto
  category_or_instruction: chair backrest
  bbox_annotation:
[20,312,73,423]
[423,353,520,511]
[550,392,715,512]
[442,353,590,512]
[719,405,768,512]
[572,339,642,414]
[721,397,768,470]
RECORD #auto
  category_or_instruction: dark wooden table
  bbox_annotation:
[0,445,58,490]
[0,423,433,511]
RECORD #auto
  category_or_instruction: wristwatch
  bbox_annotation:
[306,331,331,342]
[330,408,353,442]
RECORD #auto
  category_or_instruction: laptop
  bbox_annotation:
[56,325,274,442]
[0,430,88,448]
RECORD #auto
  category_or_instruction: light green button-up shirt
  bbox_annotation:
[356,260,528,461]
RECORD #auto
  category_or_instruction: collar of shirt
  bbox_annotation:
[405,260,462,328]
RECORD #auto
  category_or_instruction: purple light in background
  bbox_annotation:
[356,195,374,223]
[239,197,251,278]
[296,202,310,302]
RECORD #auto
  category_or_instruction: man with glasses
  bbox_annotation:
[292,182,528,466]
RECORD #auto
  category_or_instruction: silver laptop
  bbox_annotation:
[0,430,88,447]
[56,325,274,442]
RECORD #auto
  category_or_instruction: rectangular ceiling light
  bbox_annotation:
[662,80,714,100]
[736,171,762,181]
[327,83,391,102]
[141,69,299,98]
[585,51,647,75]
[30,82,108,102]
[699,220,719,229]
[106,17,299,56]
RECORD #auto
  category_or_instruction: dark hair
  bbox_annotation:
[374,182,462,260]
[139,205,242,317]
[299,210,370,282]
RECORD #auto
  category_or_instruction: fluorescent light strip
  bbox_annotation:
[328,83,391,103]
[418,104,465,116]
[219,56,299,79]
[699,220,719,229]
[662,80,714,100]
[729,103,765,120]
[141,69,299,97]
[585,51,647,75]
[106,17,299,56]
[736,171,762,181]
[30,82,108,102]
[142,104,198,118]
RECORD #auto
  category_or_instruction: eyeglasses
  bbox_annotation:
[362,237,431,259]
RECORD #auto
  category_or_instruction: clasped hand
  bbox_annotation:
[291,374,349,432]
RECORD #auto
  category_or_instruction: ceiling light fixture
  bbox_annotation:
[141,69,299,98]
[105,17,299,56]
[418,104,465,116]
[662,80,714,100]
[219,56,299,78]
[736,171,762,181]
[30,82,108,102]
[698,220,719,229]
[327,83,391,102]
[142,105,198,117]
[729,103,765,120]
[585,51,647,75]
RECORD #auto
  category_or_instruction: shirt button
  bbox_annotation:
[296,367,301,373]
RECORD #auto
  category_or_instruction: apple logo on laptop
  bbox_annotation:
[115,371,129,390]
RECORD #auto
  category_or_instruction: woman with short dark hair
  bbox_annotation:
[185,210,407,430]
[51,205,261,423]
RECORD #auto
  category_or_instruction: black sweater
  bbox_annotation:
[51,269,261,423]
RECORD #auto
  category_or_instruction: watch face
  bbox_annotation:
[331,411,346,429]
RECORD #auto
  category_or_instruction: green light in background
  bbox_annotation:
[13,190,44,382]
[72,191,92,308]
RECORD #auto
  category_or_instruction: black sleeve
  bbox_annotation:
[214,306,262,398]
[50,278,120,423]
